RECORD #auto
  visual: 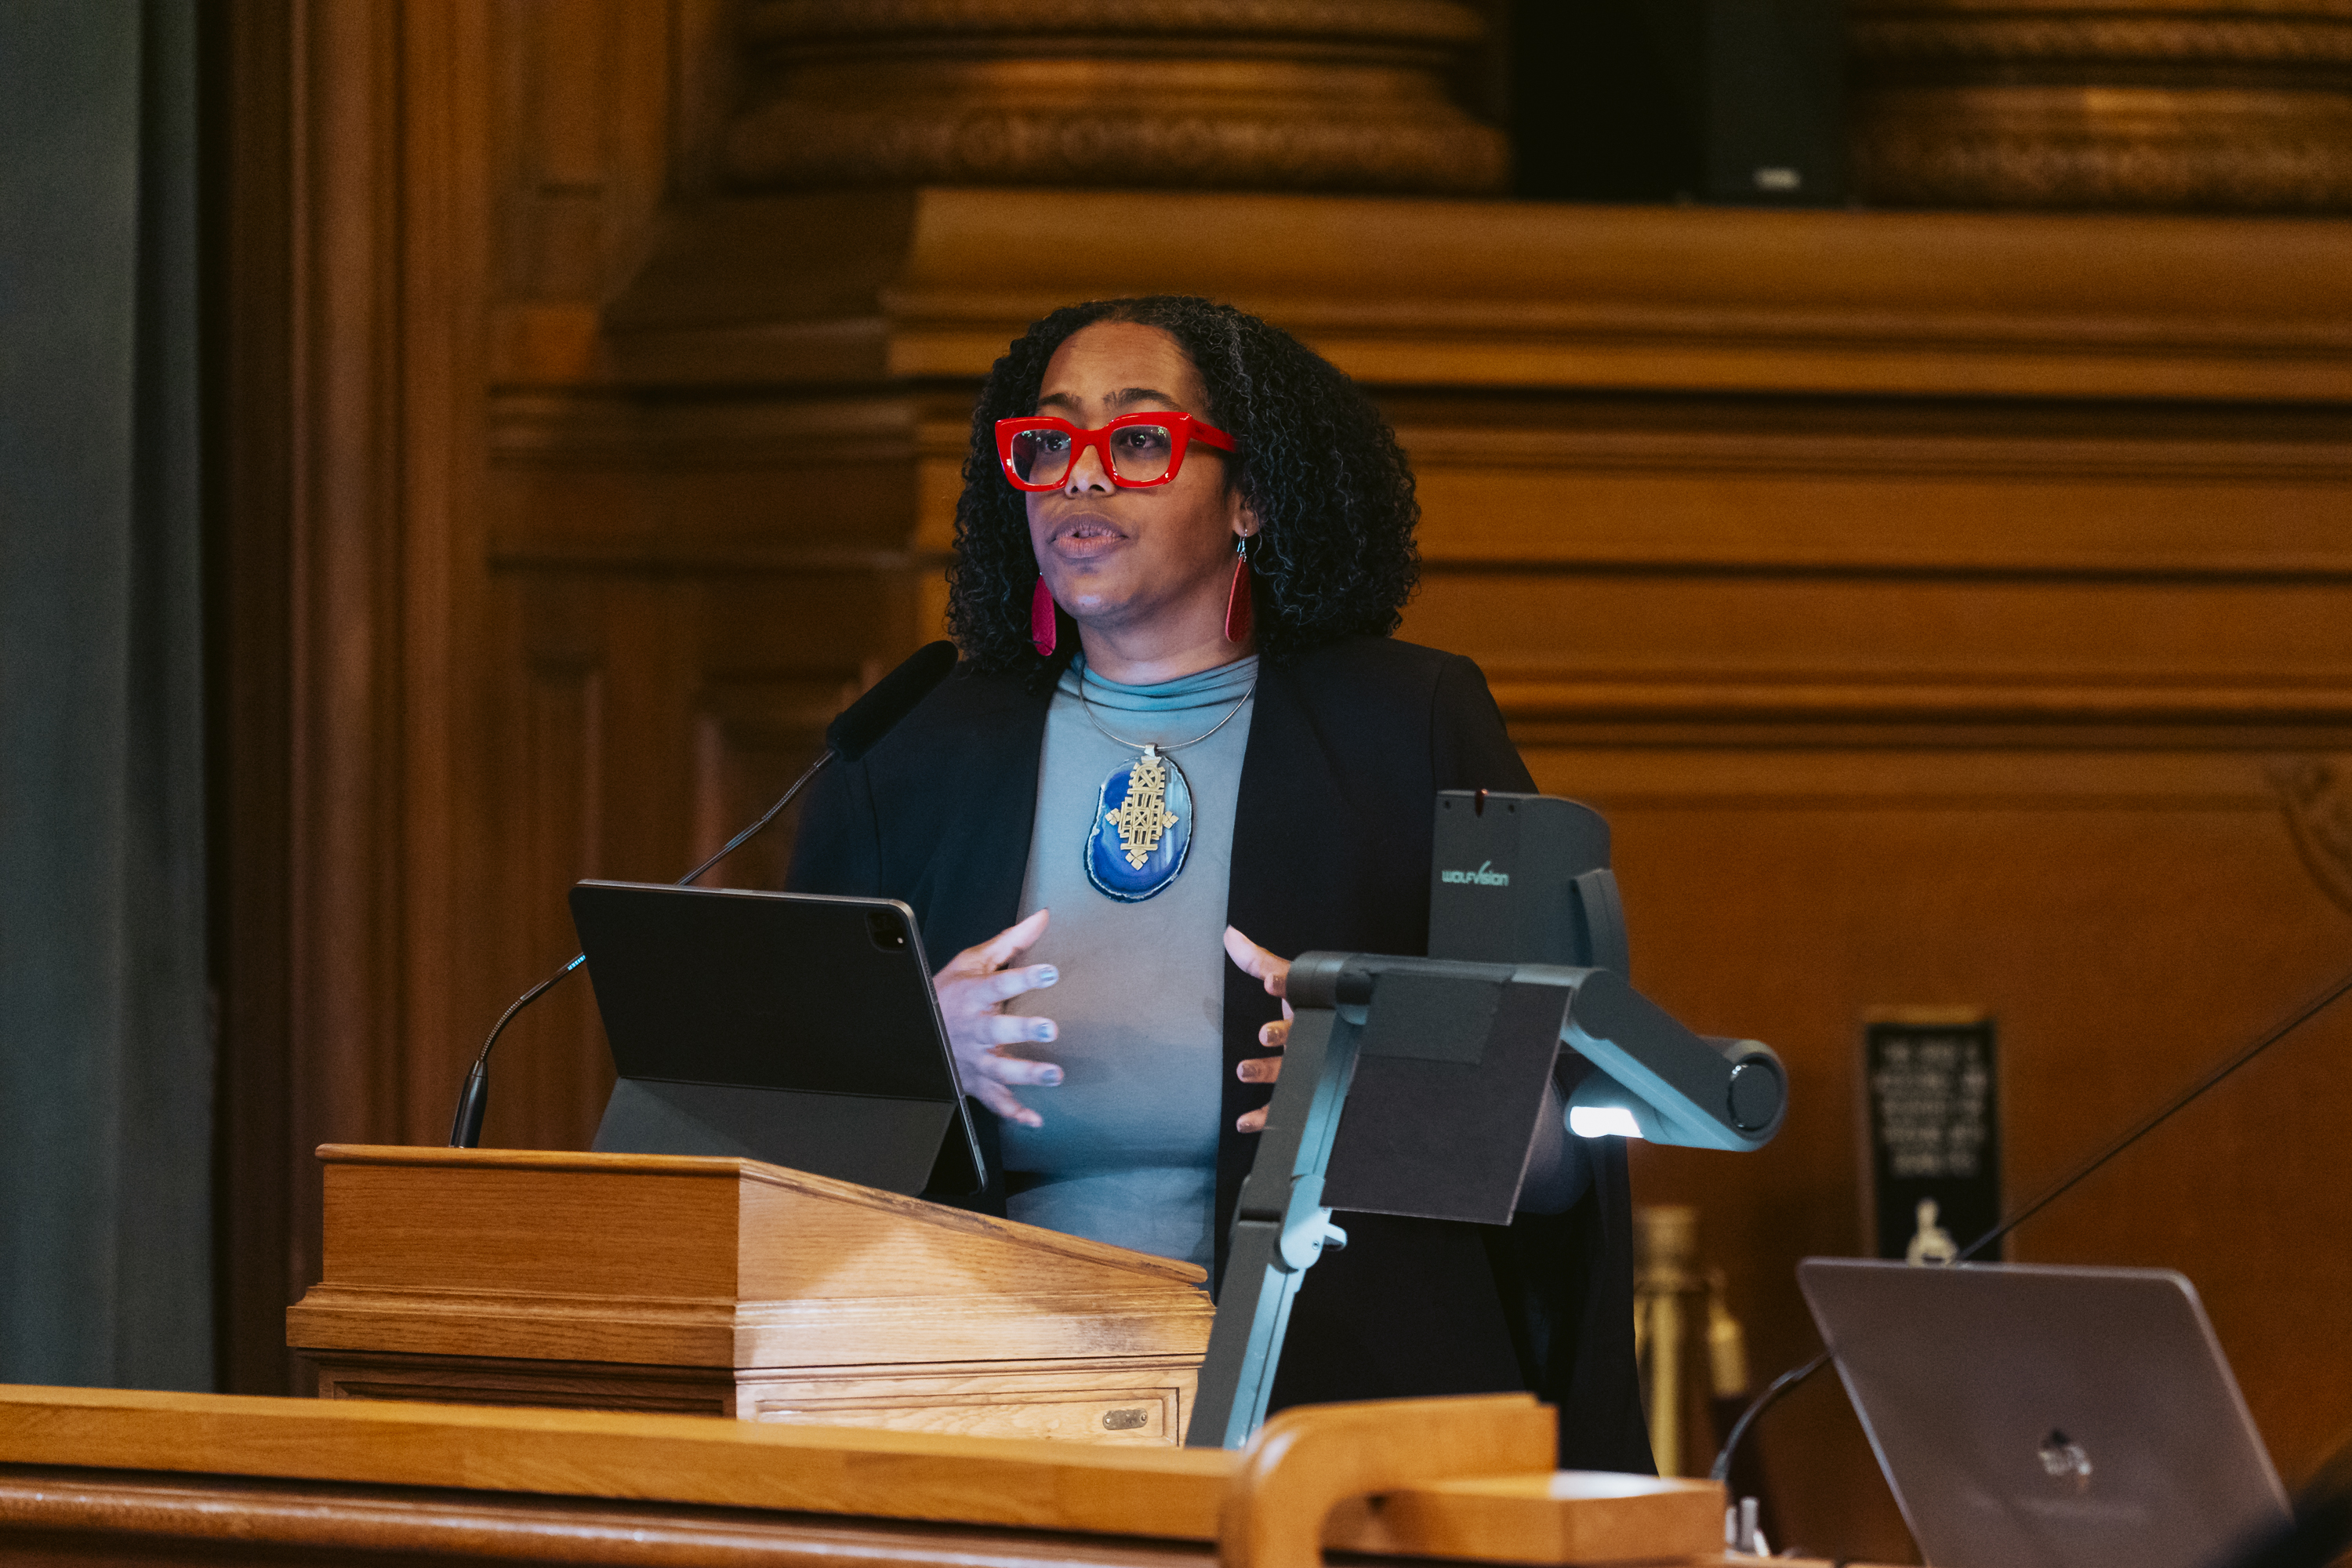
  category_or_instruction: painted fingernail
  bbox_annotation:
[1034,965,1058,985]
[1033,1020,1057,1042]
[1041,1066,1063,1085]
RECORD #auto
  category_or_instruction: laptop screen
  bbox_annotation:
[1799,1258,2288,1568]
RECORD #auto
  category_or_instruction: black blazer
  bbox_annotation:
[787,636,1653,1471]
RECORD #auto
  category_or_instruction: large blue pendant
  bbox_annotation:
[1086,745,1192,902]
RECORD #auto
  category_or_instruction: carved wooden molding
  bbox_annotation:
[746,0,1486,42]
[722,0,1505,194]
[1856,12,2352,67]
[604,192,2352,401]
[2270,757,2352,914]
[1495,677,2352,730]
[1852,2,2352,209]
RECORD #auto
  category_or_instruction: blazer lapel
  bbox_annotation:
[1216,660,1381,1270]
[880,671,1052,966]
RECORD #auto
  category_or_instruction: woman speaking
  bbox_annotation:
[788,296,1650,1471]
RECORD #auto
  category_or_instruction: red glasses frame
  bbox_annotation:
[993,412,1236,492]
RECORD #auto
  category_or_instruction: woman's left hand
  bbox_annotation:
[1223,926,1292,1134]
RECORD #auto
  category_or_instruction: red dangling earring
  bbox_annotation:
[1223,534,1254,645]
[1031,575,1058,658]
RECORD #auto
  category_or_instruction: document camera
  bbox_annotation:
[1191,789,1786,1448]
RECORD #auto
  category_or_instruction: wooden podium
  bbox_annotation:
[287,1145,1214,1444]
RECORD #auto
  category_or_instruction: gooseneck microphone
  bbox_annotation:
[1708,958,2352,1487]
[445,641,959,1148]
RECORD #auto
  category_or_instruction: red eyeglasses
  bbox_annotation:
[994,412,1236,492]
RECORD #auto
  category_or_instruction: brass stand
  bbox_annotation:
[1632,1205,1751,1479]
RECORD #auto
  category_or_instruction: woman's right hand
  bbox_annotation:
[933,908,1062,1128]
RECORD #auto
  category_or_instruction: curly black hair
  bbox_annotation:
[947,296,1421,674]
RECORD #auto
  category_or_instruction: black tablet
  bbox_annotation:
[568,880,985,1197]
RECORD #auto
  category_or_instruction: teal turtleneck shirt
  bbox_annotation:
[996,654,1258,1269]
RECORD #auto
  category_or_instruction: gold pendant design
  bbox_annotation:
[1103,745,1181,869]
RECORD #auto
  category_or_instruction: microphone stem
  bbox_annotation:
[1706,958,2352,1488]
[1956,961,2352,1263]
[445,748,839,1149]
[672,750,834,890]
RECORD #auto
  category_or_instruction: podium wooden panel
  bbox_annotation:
[287,1144,1213,1443]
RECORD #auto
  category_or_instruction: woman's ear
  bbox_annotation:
[1230,490,1261,541]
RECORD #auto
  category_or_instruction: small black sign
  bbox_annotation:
[1862,1014,2001,1262]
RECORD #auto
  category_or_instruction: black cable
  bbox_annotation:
[1708,960,2352,1486]
[1954,962,2352,1264]
[445,749,835,1147]
[1708,1348,1831,1485]
[445,640,960,1149]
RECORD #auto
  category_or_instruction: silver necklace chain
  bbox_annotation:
[1076,662,1256,754]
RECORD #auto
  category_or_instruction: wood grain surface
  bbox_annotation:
[308,1349,1203,1445]
[290,1147,1212,1441]
[0,1386,1725,1564]
[0,1385,1236,1541]
[0,1468,1783,1568]
[1223,1396,1563,1568]
[0,1466,1218,1568]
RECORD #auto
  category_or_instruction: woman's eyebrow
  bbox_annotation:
[1035,386,1185,414]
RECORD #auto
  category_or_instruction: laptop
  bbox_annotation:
[1798,1258,2291,1568]
[568,880,984,1197]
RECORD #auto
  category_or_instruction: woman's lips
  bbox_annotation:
[1049,517,1126,555]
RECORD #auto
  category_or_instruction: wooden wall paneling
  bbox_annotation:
[486,391,927,564]
[474,572,643,1158]
[488,0,680,386]
[1389,396,2352,578]
[2273,757,2352,917]
[472,563,911,1157]
[687,659,866,892]
[667,568,919,893]
[668,0,746,204]
[1406,578,2352,707]
[463,0,923,1163]
[473,363,935,1159]
[868,194,2352,401]
[395,0,496,1155]
[218,0,501,1381]
[518,641,610,1145]
[214,0,299,1398]
[520,0,617,299]
[283,0,408,1342]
